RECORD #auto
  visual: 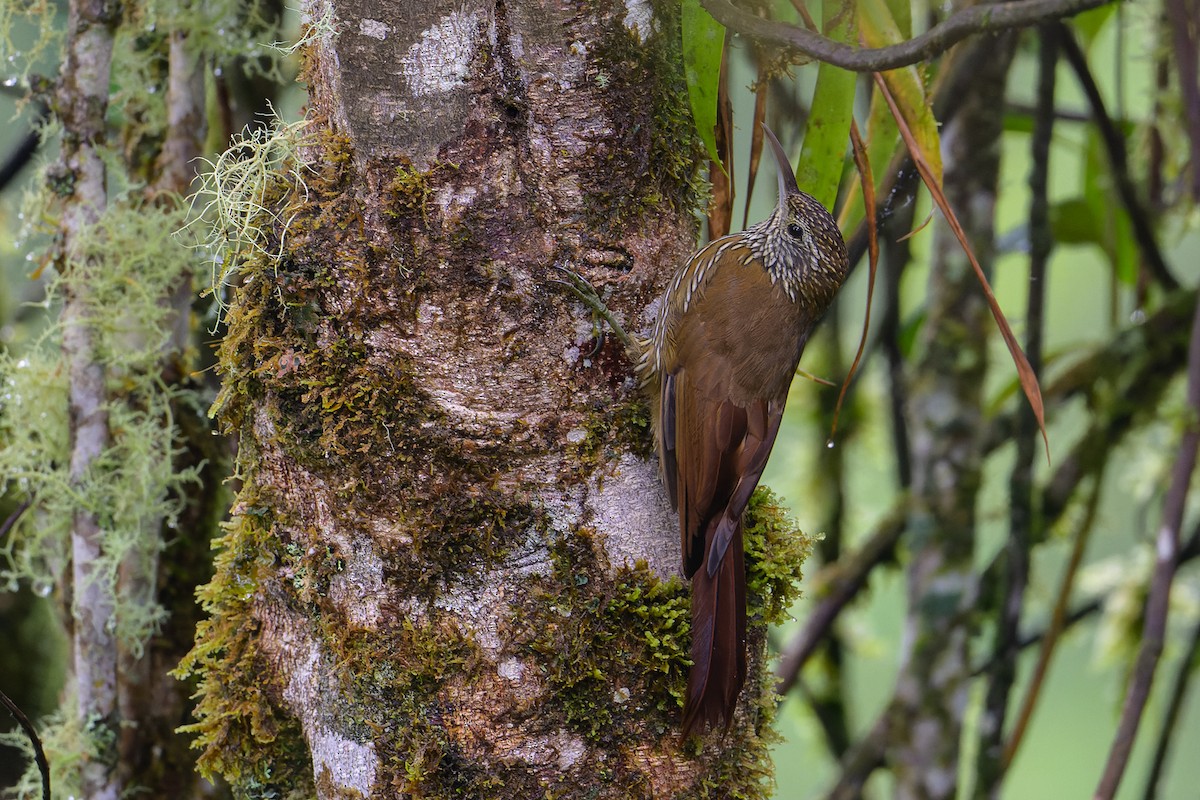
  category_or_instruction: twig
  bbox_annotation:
[0,129,41,193]
[978,516,1200,679]
[1140,613,1200,800]
[1164,0,1200,201]
[828,122,879,442]
[701,0,1111,72]
[1004,461,1106,767]
[0,499,32,541]
[878,200,916,489]
[1092,289,1200,799]
[775,498,907,694]
[1055,22,1179,291]
[0,688,50,800]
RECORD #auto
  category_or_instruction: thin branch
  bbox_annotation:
[0,688,50,800]
[980,517,1200,678]
[701,0,1111,72]
[0,498,32,541]
[1055,22,1179,291]
[1140,613,1200,800]
[58,2,119,798]
[1164,0,1200,201]
[1093,289,1200,800]
[0,129,41,192]
[1004,461,1106,766]
[775,497,907,695]
[879,205,916,490]
[826,712,889,800]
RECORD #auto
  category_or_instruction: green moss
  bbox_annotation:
[173,484,314,797]
[585,0,708,230]
[387,160,458,223]
[743,487,814,628]
[505,486,809,797]
[204,129,535,595]
[518,553,691,742]
[323,614,542,799]
[568,395,654,471]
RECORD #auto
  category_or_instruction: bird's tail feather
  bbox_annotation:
[681,528,747,738]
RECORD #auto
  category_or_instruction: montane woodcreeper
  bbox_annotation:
[642,125,849,736]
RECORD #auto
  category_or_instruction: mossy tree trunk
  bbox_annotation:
[181,2,809,798]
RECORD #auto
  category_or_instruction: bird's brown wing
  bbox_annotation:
[670,364,784,579]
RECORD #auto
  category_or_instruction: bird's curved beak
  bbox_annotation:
[762,124,800,203]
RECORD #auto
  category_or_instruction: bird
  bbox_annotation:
[640,125,849,737]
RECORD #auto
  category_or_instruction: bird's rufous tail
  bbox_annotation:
[681,526,747,738]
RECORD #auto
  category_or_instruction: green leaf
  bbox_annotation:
[886,0,912,38]
[1049,198,1101,245]
[859,0,941,187]
[1083,131,1137,284]
[795,0,857,209]
[1072,3,1118,48]
[681,0,725,167]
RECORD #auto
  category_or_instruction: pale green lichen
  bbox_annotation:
[0,199,205,656]
[181,113,314,315]
[0,698,115,800]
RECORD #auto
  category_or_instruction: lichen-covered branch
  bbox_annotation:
[974,25,1056,797]
[1093,289,1200,799]
[56,2,118,797]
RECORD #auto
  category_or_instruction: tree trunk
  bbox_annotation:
[181,2,810,797]
[886,32,1016,800]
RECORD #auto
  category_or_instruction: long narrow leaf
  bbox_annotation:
[682,0,726,168]
[859,0,942,187]
[743,70,769,230]
[708,33,735,238]
[876,74,1050,459]
[795,1,856,207]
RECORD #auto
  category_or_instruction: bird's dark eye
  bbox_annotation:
[786,223,805,239]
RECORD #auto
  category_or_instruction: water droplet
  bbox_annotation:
[2,77,15,88]
[148,85,157,94]
[213,66,223,77]
[1130,308,1146,325]
[33,579,52,598]
[826,439,835,449]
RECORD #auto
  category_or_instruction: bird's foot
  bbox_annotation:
[550,265,638,360]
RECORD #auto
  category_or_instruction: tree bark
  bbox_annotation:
[182,2,809,797]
